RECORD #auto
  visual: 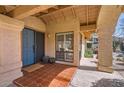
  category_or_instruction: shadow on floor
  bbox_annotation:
[114,68,124,71]
[92,78,124,87]
[116,63,124,66]
[90,61,98,64]
[78,66,97,71]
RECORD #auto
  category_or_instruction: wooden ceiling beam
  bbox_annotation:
[35,6,59,17]
[41,10,49,13]
[61,11,66,21]
[86,5,89,26]
[121,6,124,12]
[58,5,72,9]
[8,5,55,19]
[48,8,58,13]
[0,6,6,14]
[40,5,74,17]
[71,8,76,18]
[52,6,59,9]
[4,5,17,13]
[80,24,97,32]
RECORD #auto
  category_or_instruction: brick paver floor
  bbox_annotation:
[14,63,77,87]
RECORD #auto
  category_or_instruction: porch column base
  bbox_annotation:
[97,65,113,73]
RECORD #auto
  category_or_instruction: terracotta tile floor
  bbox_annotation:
[14,63,77,87]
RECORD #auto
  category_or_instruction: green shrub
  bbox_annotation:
[116,57,124,62]
[123,57,124,62]
[84,50,93,58]
[120,42,124,51]
[116,58,122,61]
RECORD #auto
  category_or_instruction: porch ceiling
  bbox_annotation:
[0,5,101,27]
[37,5,101,25]
[0,5,19,14]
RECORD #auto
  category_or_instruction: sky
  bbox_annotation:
[113,13,124,38]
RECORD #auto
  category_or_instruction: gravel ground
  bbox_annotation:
[92,78,124,87]
[7,83,17,87]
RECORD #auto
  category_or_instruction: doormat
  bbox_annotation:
[22,63,44,73]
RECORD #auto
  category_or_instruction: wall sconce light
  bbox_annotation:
[47,33,51,38]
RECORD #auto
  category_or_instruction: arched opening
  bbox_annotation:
[79,31,99,66]
[79,6,122,73]
[84,32,98,60]
[113,13,124,70]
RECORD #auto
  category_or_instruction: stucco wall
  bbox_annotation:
[21,16,46,32]
[97,6,122,72]
[0,14,24,86]
[45,18,80,66]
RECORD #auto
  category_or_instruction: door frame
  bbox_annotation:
[21,28,45,67]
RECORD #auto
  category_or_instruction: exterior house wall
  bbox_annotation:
[0,14,24,86]
[45,18,80,66]
[21,16,46,32]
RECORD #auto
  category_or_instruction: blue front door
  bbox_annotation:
[22,28,35,66]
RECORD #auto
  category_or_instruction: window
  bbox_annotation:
[56,32,74,62]
[87,43,92,48]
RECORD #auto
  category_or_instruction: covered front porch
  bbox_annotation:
[0,5,124,87]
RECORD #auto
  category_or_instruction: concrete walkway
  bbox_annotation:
[69,58,124,87]
[113,60,124,78]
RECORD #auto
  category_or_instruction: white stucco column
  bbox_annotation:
[97,6,121,73]
[81,33,85,59]
[0,14,24,86]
